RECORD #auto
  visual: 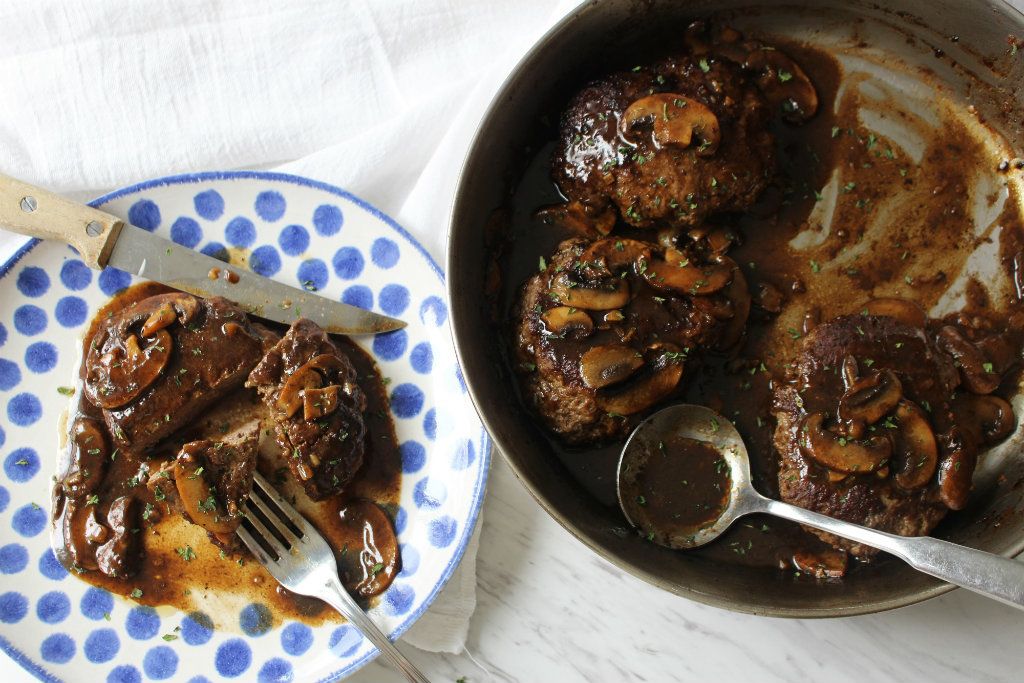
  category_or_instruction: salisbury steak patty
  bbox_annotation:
[247,319,367,500]
[552,53,776,232]
[83,293,264,454]
[772,313,1015,558]
[515,236,750,445]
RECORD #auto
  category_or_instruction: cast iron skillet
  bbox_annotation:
[448,0,1024,616]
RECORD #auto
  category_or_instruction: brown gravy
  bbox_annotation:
[496,37,1024,573]
[51,282,402,630]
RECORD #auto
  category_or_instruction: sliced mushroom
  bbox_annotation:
[837,369,902,439]
[541,306,595,339]
[96,495,140,578]
[62,504,101,571]
[717,267,751,351]
[84,328,173,409]
[276,364,324,418]
[863,297,927,329]
[303,385,340,421]
[580,345,644,389]
[331,500,401,598]
[139,293,200,337]
[841,354,860,388]
[892,400,939,490]
[639,249,734,296]
[173,455,236,534]
[972,395,1016,444]
[549,272,630,310]
[62,418,109,500]
[936,430,977,510]
[534,201,616,238]
[744,48,818,123]
[579,238,650,278]
[141,301,177,337]
[596,346,685,416]
[753,281,784,314]
[798,413,892,474]
[620,94,721,155]
[936,326,999,394]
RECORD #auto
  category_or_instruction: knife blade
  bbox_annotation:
[0,172,405,335]
[107,225,405,334]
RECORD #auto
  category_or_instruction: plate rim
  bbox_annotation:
[0,170,491,682]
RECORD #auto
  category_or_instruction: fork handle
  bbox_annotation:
[322,577,432,683]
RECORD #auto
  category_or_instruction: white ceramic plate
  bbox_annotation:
[0,171,489,682]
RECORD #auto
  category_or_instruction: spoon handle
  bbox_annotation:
[762,497,1024,610]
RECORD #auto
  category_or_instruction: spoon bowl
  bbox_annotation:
[618,404,1024,611]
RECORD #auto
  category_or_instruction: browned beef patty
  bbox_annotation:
[514,236,750,445]
[552,53,775,231]
[772,314,975,558]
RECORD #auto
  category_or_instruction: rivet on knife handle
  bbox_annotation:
[0,172,124,269]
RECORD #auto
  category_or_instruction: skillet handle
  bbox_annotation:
[0,172,124,269]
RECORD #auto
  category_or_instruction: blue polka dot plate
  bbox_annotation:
[0,172,489,682]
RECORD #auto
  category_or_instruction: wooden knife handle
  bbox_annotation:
[0,172,124,269]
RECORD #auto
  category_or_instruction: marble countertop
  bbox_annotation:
[345,456,1024,683]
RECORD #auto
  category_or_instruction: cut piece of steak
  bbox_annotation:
[246,319,367,500]
[83,292,264,454]
[148,421,260,548]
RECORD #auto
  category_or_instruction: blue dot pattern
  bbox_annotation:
[371,238,399,268]
[24,341,57,374]
[171,217,202,248]
[84,628,120,663]
[226,216,256,247]
[81,587,114,619]
[280,622,313,656]
[258,657,293,683]
[216,638,252,677]
[55,296,88,327]
[194,190,225,220]
[13,305,46,335]
[312,204,343,235]
[40,633,75,663]
[278,224,310,256]
[60,260,92,290]
[239,603,272,637]
[107,664,141,683]
[12,503,47,537]
[181,611,214,645]
[332,246,364,280]
[126,606,160,640]
[250,245,281,276]
[16,267,49,298]
[0,592,27,623]
[128,199,160,231]
[5,448,40,482]
[0,359,20,390]
[143,645,179,680]
[255,191,286,221]
[0,176,491,683]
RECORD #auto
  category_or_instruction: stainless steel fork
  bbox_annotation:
[236,471,431,683]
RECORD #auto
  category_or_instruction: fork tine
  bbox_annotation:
[252,471,310,534]
[247,484,303,548]
[236,523,276,566]
[241,500,289,558]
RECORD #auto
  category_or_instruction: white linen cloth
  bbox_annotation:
[0,0,578,662]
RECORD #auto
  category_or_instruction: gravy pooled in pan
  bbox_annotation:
[499,20,1024,578]
[51,282,403,626]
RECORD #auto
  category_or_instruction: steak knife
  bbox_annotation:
[0,173,405,334]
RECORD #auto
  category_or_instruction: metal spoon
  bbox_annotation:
[617,404,1024,611]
